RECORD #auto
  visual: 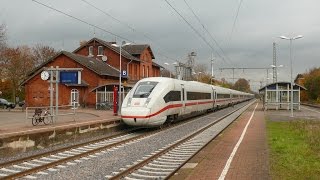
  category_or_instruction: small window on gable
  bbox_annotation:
[89,46,93,56]
[98,46,103,56]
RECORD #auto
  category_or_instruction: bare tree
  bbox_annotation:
[32,44,57,66]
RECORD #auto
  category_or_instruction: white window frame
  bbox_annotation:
[71,89,79,109]
[98,46,103,56]
[89,46,93,56]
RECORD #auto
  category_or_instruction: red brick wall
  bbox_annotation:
[24,54,118,107]
[75,40,160,80]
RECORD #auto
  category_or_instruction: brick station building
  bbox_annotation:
[22,38,162,108]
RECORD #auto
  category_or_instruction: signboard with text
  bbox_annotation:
[60,71,79,84]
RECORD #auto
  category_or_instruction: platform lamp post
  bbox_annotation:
[112,41,131,115]
[279,35,303,117]
[164,62,171,78]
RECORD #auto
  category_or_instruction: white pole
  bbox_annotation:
[55,66,59,122]
[290,39,293,117]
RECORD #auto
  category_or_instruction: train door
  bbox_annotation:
[181,84,186,114]
[212,88,215,109]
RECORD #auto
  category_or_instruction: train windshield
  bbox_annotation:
[133,81,158,98]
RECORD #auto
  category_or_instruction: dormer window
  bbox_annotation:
[88,46,93,56]
[98,46,103,56]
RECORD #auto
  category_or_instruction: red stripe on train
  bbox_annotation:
[122,99,226,119]
[121,98,249,119]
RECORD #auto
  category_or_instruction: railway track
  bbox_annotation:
[0,128,151,179]
[107,101,254,179]
[0,101,253,179]
[0,113,213,179]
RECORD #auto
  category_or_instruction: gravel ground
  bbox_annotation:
[29,101,253,180]
[0,127,131,164]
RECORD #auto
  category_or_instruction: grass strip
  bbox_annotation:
[267,120,320,180]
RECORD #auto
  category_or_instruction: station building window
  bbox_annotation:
[98,46,103,56]
[88,46,93,56]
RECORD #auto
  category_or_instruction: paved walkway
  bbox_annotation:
[171,102,270,180]
[0,107,120,137]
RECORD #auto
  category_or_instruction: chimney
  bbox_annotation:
[80,40,88,46]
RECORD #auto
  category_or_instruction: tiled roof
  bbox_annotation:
[21,51,122,86]
[62,51,120,77]
[122,44,155,59]
[152,61,163,68]
[73,38,141,62]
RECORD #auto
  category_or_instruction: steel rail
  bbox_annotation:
[109,100,254,179]
[0,128,137,169]
[0,107,213,179]
[1,100,252,179]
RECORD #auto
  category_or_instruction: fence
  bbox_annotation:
[96,91,128,110]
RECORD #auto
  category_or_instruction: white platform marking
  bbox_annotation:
[218,103,258,180]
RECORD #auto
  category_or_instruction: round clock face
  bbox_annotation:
[41,71,50,80]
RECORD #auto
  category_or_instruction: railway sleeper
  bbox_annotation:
[157,157,185,162]
[137,169,171,175]
[130,172,166,179]
[142,166,174,172]
[152,160,181,166]
[148,163,177,168]
[161,155,186,161]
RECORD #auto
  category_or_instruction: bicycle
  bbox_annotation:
[98,101,113,110]
[32,108,52,126]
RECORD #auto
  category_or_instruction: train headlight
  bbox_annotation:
[127,98,132,106]
[144,98,151,107]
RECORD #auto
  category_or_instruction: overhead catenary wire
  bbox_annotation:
[228,0,244,48]
[32,0,177,64]
[79,0,178,63]
[31,0,133,43]
[183,0,234,66]
[163,0,231,66]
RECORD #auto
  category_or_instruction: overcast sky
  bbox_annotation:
[1,0,319,91]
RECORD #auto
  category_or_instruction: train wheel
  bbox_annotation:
[173,114,178,121]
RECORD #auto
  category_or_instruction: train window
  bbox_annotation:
[187,92,211,100]
[217,94,230,99]
[163,91,181,103]
[133,81,158,98]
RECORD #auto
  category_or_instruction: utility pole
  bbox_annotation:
[211,54,214,84]
[273,42,277,83]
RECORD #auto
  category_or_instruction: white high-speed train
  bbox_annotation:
[121,77,254,127]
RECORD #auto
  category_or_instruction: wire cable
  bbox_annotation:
[228,0,244,47]
[80,0,178,63]
[163,0,232,66]
[32,0,133,43]
[183,0,233,65]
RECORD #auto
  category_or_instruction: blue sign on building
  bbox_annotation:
[60,71,78,84]
[122,70,127,77]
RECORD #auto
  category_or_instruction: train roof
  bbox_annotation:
[138,77,253,96]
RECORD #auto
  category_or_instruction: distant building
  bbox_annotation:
[22,38,162,107]
[259,82,306,110]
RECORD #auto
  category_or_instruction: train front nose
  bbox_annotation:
[121,107,151,126]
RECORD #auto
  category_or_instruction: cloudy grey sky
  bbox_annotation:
[1,0,319,91]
